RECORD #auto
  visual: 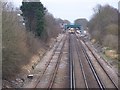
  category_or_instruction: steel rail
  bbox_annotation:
[34,35,66,88]
[82,46,105,90]
[75,34,105,90]
[74,37,89,89]
[69,34,76,89]
[82,39,118,89]
[47,35,67,89]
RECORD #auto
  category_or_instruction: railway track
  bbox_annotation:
[69,33,118,89]
[69,34,76,89]
[23,34,67,88]
[80,37,118,89]
[69,34,100,88]
[83,38,118,89]
[77,38,105,89]
[46,36,67,89]
[23,32,118,89]
[35,36,66,88]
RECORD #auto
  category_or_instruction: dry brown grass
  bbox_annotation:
[2,3,47,80]
[105,50,118,60]
[2,2,62,81]
[103,34,118,51]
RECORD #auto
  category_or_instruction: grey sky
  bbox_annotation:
[7,0,119,23]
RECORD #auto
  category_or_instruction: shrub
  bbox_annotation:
[2,3,46,80]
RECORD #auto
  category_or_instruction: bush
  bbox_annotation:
[2,3,46,80]
[103,35,118,51]
[88,4,118,50]
[105,24,118,35]
[2,2,62,80]
[44,12,61,39]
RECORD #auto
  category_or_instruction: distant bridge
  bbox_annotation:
[64,24,81,30]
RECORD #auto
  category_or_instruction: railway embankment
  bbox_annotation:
[2,34,62,88]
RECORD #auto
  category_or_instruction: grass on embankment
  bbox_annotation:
[2,3,47,80]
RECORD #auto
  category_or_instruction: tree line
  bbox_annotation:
[20,2,46,37]
[2,1,62,81]
[20,1,62,41]
[88,4,118,51]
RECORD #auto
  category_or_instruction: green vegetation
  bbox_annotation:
[20,2,46,37]
[2,1,62,81]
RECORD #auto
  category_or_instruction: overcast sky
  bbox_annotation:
[6,0,119,23]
